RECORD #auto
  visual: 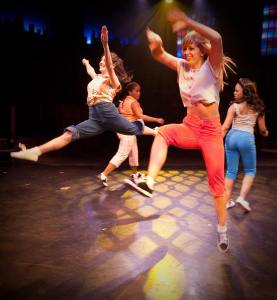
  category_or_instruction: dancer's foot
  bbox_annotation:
[236,196,251,212]
[10,144,41,162]
[98,173,108,187]
[125,175,154,198]
[226,199,236,209]
[217,232,229,253]
[131,172,144,183]
[217,225,229,253]
[124,172,144,186]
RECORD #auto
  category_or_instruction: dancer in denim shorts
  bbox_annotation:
[10,25,156,162]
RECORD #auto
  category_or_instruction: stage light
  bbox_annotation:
[86,36,92,45]
[261,4,277,55]
[23,18,45,35]
[84,26,100,45]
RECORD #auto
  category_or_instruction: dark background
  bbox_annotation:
[0,0,276,161]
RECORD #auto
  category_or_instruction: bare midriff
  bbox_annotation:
[187,101,220,119]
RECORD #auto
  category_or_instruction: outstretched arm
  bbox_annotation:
[82,58,97,79]
[101,25,120,89]
[146,27,178,71]
[167,7,223,76]
[131,101,165,124]
[222,104,236,137]
[257,115,269,137]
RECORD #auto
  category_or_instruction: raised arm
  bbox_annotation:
[101,25,120,89]
[82,58,97,79]
[167,7,223,77]
[222,104,236,138]
[146,27,178,71]
[131,101,164,124]
[257,115,269,137]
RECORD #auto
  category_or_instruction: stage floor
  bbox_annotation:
[1,157,277,300]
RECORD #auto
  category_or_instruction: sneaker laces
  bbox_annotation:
[135,172,144,179]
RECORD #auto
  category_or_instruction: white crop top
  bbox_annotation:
[86,74,119,106]
[232,103,258,133]
[177,58,220,107]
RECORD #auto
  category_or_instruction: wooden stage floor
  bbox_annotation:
[1,156,277,300]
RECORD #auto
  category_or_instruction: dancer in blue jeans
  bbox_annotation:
[222,78,269,212]
[10,25,156,162]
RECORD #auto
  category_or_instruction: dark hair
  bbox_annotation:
[102,52,133,84]
[118,81,140,100]
[237,78,265,115]
[125,81,140,93]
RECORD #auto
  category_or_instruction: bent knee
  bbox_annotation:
[62,131,73,143]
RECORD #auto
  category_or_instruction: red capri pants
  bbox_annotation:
[159,114,225,197]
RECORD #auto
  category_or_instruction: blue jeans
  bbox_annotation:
[65,102,144,141]
[225,129,256,180]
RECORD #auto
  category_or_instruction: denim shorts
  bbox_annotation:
[65,102,144,141]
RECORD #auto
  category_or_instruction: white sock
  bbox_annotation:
[100,173,107,180]
[33,147,41,156]
[11,146,41,162]
[146,176,155,189]
[237,196,246,202]
[217,224,227,233]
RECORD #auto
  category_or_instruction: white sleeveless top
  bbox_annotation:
[177,58,220,107]
[232,103,258,133]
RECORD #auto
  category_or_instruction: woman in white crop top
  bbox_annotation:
[10,26,156,163]
[128,7,235,253]
[222,78,269,212]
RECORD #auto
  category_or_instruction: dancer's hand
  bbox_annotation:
[82,58,89,65]
[157,118,165,125]
[167,7,189,32]
[146,27,163,53]
[101,25,108,45]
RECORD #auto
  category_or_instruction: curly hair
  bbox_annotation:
[237,78,265,115]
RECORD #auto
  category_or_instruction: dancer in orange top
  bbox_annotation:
[99,81,164,186]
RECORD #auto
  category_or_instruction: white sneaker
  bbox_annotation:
[125,175,154,198]
[217,224,229,253]
[217,232,229,253]
[98,173,108,187]
[236,196,251,212]
[10,144,41,162]
[130,172,144,184]
[226,199,236,209]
